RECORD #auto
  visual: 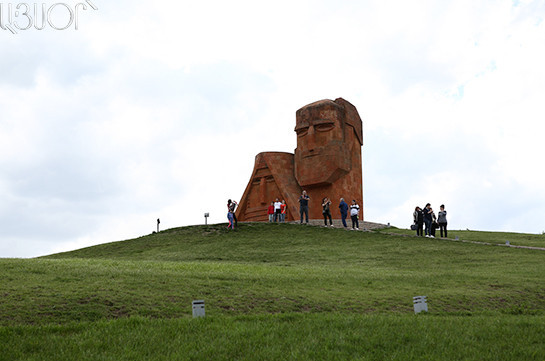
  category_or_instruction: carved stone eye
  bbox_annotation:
[314,123,335,132]
[296,127,309,136]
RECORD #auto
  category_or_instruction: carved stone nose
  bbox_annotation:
[307,125,316,150]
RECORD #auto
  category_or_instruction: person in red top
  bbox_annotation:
[280,200,287,223]
[267,202,274,222]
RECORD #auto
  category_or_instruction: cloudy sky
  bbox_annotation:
[1,0,545,258]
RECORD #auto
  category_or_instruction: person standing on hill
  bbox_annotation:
[227,199,238,228]
[339,198,349,228]
[227,203,235,230]
[438,204,448,238]
[350,200,360,230]
[274,198,282,222]
[423,203,433,237]
[430,207,438,237]
[268,202,274,222]
[322,197,333,227]
[299,191,310,224]
[280,200,287,223]
[413,206,424,236]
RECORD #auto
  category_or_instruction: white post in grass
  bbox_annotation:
[192,300,205,318]
[413,296,428,314]
[204,213,209,225]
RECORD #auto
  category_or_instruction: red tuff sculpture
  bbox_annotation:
[236,98,363,222]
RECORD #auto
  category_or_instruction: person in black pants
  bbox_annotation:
[299,191,310,224]
[422,203,433,237]
[322,197,333,227]
[437,204,448,238]
[430,207,438,237]
[413,206,424,236]
[350,200,360,230]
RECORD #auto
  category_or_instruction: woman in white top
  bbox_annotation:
[350,200,360,230]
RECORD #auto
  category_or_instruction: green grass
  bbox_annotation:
[1,223,545,360]
[2,314,545,361]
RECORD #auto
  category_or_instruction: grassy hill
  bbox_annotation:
[1,223,545,360]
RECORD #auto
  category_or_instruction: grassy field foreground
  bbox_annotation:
[1,223,545,360]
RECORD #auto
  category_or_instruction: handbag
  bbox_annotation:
[410,224,417,230]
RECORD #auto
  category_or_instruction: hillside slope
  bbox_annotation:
[0,223,543,327]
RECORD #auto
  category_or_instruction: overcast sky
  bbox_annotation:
[1,0,545,258]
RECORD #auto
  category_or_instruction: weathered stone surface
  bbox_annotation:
[236,98,363,221]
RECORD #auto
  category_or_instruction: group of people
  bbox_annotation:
[300,191,361,230]
[267,199,287,223]
[227,192,362,230]
[413,203,448,238]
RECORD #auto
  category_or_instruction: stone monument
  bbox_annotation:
[235,98,363,222]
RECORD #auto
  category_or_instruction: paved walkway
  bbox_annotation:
[287,219,388,230]
[379,230,545,252]
[286,219,545,251]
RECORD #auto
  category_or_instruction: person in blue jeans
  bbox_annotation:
[339,198,348,228]
[227,211,235,230]
[422,203,433,237]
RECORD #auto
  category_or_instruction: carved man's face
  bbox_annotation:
[294,101,351,186]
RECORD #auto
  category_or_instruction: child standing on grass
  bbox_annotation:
[268,202,274,222]
[350,200,360,230]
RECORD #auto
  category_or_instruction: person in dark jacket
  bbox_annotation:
[299,191,310,224]
[322,197,333,227]
[423,203,433,237]
[437,204,448,238]
[413,206,424,236]
[339,198,349,228]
